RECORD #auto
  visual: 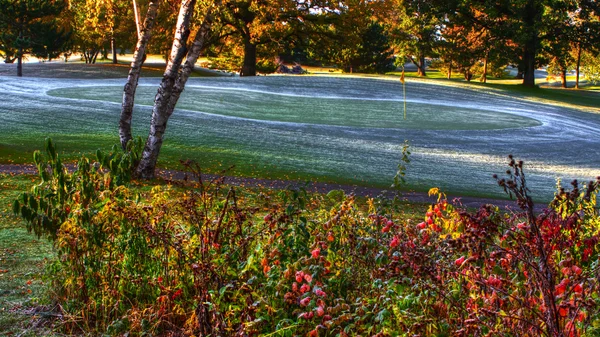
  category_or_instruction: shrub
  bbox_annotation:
[13,143,600,336]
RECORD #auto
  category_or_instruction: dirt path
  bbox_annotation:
[0,163,542,212]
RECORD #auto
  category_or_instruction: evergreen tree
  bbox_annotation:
[352,22,396,73]
[0,0,69,76]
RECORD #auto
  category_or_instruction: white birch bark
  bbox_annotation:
[119,0,161,150]
[136,0,198,179]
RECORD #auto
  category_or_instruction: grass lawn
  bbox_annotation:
[386,69,600,112]
[2,62,600,201]
[0,174,59,337]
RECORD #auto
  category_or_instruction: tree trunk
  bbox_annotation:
[166,6,216,117]
[111,36,117,64]
[480,52,488,83]
[560,69,567,88]
[120,0,161,150]
[575,43,581,89]
[417,52,426,77]
[92,50,99,64]
[240,40,257,76]
[136,0,197,179]
[17,48,22,77]
[522,0,538,87]
[522,45,536,87]
[447,59,452,79]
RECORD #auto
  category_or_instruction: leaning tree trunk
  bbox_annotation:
[119,0,161,150]
[240,40,257,76]
[136,0,197,179]
[166,5,217,116]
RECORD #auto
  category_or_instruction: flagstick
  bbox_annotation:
[403,77,406,120]
[401,67,406,120]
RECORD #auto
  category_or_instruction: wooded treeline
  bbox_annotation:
[1,0,599,86]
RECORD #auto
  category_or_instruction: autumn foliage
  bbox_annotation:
[13,142,600,336]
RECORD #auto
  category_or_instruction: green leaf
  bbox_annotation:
[12,200,20,215]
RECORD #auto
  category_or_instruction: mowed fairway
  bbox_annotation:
[1,73,600,200]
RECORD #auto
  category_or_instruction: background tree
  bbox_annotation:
[581,50,600,85]
[68,0,138,64]
[305,0,393,73]
[210,0,340,76]
[569,1,600,88]
[147,0,180,60]
[351,22,396,73]
[387,0,444,76]
[0,0,69,75]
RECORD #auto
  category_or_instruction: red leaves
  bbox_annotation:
[300,297,311,307]
[311,248,320,258]
[390,236,400,248]
[555,278,569,296]
[171,288,182,300]
[314,288,326,297]
[304,273,313,283]
[326,232,334,242]
[298,311,314,319]
[559,307,569,317]
[454,256,465,267]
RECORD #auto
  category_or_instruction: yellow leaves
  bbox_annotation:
[367,198,376,214]
[428,187,439,197]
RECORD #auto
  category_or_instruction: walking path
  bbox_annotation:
[0,163,542,212]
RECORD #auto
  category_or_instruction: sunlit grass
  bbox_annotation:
[386,70,600,112]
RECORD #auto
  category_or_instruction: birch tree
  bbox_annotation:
[136,0,218,179]
[119,0,161,150]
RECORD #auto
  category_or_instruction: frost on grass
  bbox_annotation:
[2,75,600,199]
